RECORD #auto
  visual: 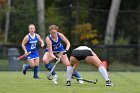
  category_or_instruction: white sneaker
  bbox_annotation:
[106,80,113,86]
[77,79,84,84]
[52,75,58,84]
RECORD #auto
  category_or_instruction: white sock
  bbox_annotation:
[66,66,73,81]
[98,65,110,81]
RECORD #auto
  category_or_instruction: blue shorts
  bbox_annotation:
[26,50,39,60]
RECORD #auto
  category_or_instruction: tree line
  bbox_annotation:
[0,0,140,64]
[0,0,139,45]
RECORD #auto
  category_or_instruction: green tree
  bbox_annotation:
[9,0,37,44]
[4,0,11,43]
[72,23,99,45]
[0,0,6,43]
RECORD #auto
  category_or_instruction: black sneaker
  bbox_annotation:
[22,64,26,75]
[106,80,113,86]
[66,81,71,86]
[33,75,40,79]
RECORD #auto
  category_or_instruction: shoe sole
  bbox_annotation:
[66,85,71,86]
[106,84,113,86]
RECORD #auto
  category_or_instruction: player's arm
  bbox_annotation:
[59,32,70,51]
[46,36,56,59]
[36,34,44,48]
[21,35,28,54]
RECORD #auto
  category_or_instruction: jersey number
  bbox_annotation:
[31,44,36,49]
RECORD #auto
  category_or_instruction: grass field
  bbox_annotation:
[0,71,139,93]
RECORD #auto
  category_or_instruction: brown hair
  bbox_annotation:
[48,25,59,31]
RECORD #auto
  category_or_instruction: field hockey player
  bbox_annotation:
[21,24,44,79]
[43,25,83,84]
[66,46,113,86]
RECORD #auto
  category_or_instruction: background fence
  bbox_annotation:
[0,1,140,71]
[0,44,139,71]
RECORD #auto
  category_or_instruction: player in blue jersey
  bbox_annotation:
[66,46,113,86]
[21,24,44,79]
[43,25,83,84]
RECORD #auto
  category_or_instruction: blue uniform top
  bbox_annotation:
[25,33,38,52]
[25,33,39,60]
[46,32,64,52]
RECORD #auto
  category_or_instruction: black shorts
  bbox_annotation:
[71,50,93,61]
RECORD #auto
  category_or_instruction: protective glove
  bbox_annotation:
[63,49,68,55]
[55,57,59,61]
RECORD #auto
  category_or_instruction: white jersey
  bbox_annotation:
[74,46,92,51]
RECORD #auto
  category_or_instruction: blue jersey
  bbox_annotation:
[25,33,39,60]
[46,32,64,52]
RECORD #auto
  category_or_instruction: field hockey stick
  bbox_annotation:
[17,51,31,60]
[74,77,97,84]
[47,53,63,80]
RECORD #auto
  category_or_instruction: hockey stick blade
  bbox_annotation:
[47,76,52,80]
[75,78,97,84]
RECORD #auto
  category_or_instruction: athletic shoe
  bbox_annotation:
[52,75,58,84]
[77,79,84,84]
[106,80,113,86]
[22,64,26,75]
[33,75,40,79]
[66,81,71,86]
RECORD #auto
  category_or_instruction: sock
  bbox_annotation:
[73,71,81,79]
[98,65,110,81]
[24,64,31,70]
[34,66,39,77]
[67,66,73,81]
[45,63,56,75]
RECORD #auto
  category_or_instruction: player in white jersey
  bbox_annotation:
[21,24,44,79]
[66,46,113,86]
[43,25,83,84]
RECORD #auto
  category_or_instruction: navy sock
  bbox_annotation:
[25,64,31,70]
[73,71,81,78]
[34,66,39,77]
[45,63,56,75]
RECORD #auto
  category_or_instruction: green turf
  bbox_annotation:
[0,71,139,93]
